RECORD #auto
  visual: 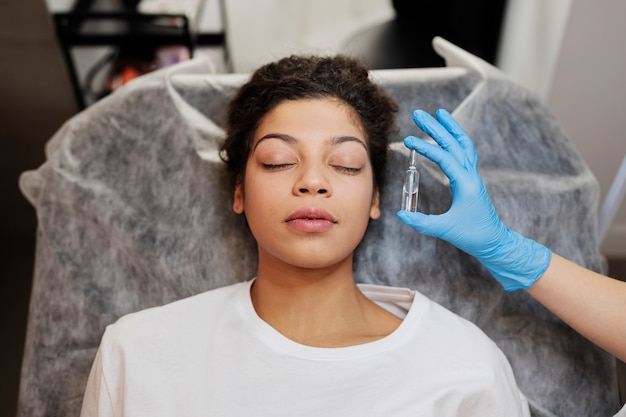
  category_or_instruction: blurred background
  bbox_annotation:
[1,0,625,415]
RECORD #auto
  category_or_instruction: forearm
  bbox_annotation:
[526,253,626,362]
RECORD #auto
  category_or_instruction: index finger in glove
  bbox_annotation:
[404,135,468,183]
[413,110,467,166]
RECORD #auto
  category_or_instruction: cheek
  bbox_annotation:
[242,173,283,212]
[338,180,377,213]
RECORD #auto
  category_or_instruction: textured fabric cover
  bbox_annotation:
[18,37,619,416]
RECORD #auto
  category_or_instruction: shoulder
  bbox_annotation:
[401,288,527,413]
[363,284,507,359]
[413,289,504,352]
[101,281,250,349]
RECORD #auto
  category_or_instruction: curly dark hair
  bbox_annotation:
[219,55,398,190]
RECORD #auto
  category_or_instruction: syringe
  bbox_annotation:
[401,149,420,212]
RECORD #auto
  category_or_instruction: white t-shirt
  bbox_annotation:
[80,280,530,417]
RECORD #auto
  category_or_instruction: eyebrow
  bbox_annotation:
[254,133,368,151]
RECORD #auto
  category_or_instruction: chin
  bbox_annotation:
[290,253,353,270]
[263,247,356,272]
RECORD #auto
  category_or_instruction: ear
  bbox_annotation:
[369,188,381,220]
[233,183,244,214]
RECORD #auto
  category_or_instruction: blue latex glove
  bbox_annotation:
[397,109,551,291]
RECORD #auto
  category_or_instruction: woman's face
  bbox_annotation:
[233,98,380,271]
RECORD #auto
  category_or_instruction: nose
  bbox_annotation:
[293,162,332,196]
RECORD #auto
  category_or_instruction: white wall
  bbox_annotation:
[496,0,572,100]
[548,0,626,257]
[223,0,394,72]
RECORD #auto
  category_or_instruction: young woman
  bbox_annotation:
[80,55,529,416]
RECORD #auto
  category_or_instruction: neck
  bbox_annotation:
[251,255,401,347]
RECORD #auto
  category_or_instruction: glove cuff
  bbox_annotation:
[481,229,552,292]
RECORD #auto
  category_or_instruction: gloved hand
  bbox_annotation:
[397,109,552,291]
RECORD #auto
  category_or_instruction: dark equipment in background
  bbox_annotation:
[344,0,507,69]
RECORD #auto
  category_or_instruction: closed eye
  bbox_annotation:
[332,165,362,174]
[263,163,295,170]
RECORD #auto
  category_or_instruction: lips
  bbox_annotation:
[285,207,337,232]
